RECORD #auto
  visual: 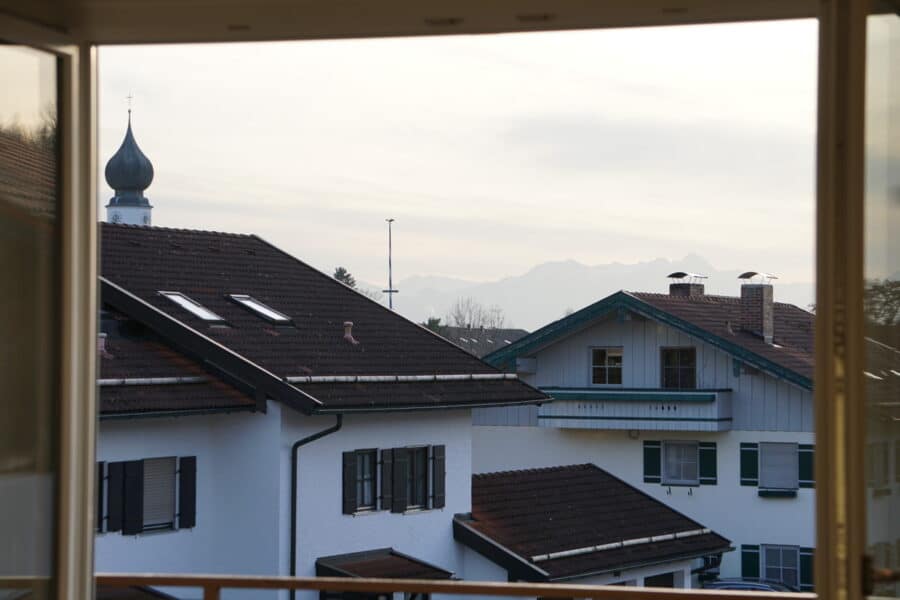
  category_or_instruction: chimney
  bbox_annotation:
[667,272,706,297]
[738,273,775,343]
[343,321,359,345]
[669,282,705,297]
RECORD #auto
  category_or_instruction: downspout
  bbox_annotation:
[290,414,342,600]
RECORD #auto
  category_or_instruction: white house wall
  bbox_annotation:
[472,426,815,580]
[280,409,473,600]
[95,407,283,600]
[476,314,813,432]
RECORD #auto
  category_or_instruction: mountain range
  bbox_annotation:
[364,254,814,331]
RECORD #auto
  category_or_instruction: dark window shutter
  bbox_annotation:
[800,547,814,591]
[740,443,759,486]
[699,442,717,485]
[96,462,105,532]
[178,456,197,529]
[799,445,815,488]
[122,460,145,535]
[432,445,446,509]
[342,451,357,514]
[741,545,760,580]
[380,449,393,511]
[643,441,661,483]
[107,462,124,532]
[392,448,410,513]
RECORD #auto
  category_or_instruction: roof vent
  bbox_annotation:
[738,272,776,344]
[667,271,707,297]
[343,321,359,345]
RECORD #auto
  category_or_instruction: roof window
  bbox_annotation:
[229,294,291,323]
[159,291,224,322]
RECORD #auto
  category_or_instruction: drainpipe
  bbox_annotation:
[290,414,343,600]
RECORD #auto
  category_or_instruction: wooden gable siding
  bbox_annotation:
[474,315,813,432]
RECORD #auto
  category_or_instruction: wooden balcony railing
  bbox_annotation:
[91,574,818,600]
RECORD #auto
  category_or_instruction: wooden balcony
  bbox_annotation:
[538,388,733,432]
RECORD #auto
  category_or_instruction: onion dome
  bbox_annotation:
[105,112,154,207]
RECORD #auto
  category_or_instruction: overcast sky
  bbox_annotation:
[98,19,818,288]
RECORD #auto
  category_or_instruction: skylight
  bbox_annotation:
[159,291,224,322]
[229,294,291,323]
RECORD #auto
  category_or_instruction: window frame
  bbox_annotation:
[662,440,700,486]
[761,544,801,589]
[158,290,225,323]
[227,293,292,324]
[590,346,623,386]
[353,449,378,512]
[660,347,697,390]
[405,446,429,510]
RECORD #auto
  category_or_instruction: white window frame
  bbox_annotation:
[662,441,700,486]
[759,442,799,491]
[590,346,623,386]
[159,291,224,322]
[228,293,291,323]
[761,544,800,589]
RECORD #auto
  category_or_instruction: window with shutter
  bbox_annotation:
[759,443,799,491]
[643,441,661,483]
[142,457,177,530]
[406,447,428,509]
[762,545,800,589]
[343,450,377,514]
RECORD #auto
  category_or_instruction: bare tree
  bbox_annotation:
[358,287,384,303]
[446,297,507,329]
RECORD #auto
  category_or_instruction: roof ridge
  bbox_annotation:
[473,463,594,479]
[100,222,256,238]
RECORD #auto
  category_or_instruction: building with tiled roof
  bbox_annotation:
[438,326,530,359]
[473,276,818,591]
[94,215,546,597]
[455,464,731,585]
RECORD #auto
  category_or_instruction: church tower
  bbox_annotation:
[105,111,154,225]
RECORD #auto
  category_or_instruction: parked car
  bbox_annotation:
[702,579,800,593]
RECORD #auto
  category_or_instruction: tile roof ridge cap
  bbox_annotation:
[473,463,595,479]
[101,222,256,238]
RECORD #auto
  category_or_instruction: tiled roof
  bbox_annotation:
[100,224,546,413]
[99,309,255,416]
[457,464,730,581]
[439,326,530,358]
[0,128,56,221]
[631,292,814,380]
[316,548,453,579]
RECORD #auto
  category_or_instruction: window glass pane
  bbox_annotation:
[160,291,223,321]
[230,294,291,322]
[592,367,607,384]
[608,367,622,385]
[592,349,606,365]
[865,14,900,597]
[0,45,58,597]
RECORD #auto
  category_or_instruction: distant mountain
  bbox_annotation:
[373,255,814,331]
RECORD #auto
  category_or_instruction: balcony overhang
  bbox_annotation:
[538,387,733,432]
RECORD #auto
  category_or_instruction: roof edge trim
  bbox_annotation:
[452,516,549,581]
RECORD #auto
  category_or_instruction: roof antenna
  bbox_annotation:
[126,92,133,120]
[383,218,399,310]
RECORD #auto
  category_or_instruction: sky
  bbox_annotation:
[98,20,819,289]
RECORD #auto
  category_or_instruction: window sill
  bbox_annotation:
[758,489,798,498]
[403,506,442,515]
[662,482,699,488]
[350,508,380,517]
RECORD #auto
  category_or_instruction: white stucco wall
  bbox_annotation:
[472,426,815,580]
[281,409,473,600]
[96,406,283,600]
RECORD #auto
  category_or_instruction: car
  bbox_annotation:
[701,578,801,593]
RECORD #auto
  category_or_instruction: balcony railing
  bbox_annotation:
[89,574,814,600]
[538,388,733,432]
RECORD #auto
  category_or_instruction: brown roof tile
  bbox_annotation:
[316,548,453,579]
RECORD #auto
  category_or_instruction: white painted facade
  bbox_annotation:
[472,309,816,583]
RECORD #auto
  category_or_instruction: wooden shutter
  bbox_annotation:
[122,460,144,535]
[800,547,814,591]
[799,445,815,488]
[740,443,759,486]
[96,462,105,532]
[699,442,717,485]
[392,448,410,513]
[643,441,661,483]
[107,461,125,532]
[380,449,393,510]
[432,445,446,509]
[741,545,760,580]
[178,456,197,529]
[342,451,357,514]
